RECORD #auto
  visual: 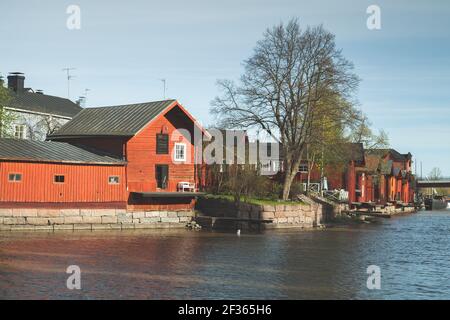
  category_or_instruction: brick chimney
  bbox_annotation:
[7,72,25,92]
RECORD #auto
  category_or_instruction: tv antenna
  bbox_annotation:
[159,78,166,99]
[62,67,76,99]
[83,88,90,106]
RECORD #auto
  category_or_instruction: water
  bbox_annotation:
[1,210,450,299]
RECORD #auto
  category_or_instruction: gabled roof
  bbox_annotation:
[366,148,411,162]
[380,160,393,174]
[277,142,364,165]
[339,143,365,164]
[0,138,124,165]
[48,99,177,138]
[6,91,82,118]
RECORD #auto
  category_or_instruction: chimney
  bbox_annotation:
[7,72,25,92]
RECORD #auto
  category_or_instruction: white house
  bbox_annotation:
[0,72,82,141]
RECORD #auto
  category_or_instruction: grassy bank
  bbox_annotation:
[203,194,304,206]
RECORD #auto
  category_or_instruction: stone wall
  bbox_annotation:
[237,202,324,229]
[0,208,195,232]
[195,197,325,230]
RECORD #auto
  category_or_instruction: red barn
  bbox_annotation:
[1,99,207,211]
[0,139,126,207]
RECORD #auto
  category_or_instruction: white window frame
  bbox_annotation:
[174,143,187,162]
[299,164,308,173]
[14,124,26,139]
[108,176,120,184]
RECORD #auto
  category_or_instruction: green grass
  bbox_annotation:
[204,194,304,206]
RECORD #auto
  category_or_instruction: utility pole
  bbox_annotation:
[420,161,423,180]
[160,78,166,99]
[62,67,76,99]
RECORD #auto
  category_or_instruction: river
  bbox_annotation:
[1,209,449,299]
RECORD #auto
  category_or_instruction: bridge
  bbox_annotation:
[416,180,450,188]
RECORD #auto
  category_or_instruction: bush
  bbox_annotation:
[289,181,304,199]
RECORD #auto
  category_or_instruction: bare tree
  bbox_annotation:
[349,114,389,149]
[211,19,360,199]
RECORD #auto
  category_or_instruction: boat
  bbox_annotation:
[424,196,447,211]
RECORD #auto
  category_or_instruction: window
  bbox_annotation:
[174,143,186,162]
[156,134,169,154]
[299,164,308,173]
[14,125,26,139]
[54,175,65,183]
[155,165,169,189]
[8,173,22,182]
[267,143,272,157]
[108,176,120,184]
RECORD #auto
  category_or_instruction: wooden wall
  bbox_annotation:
[0,161,126,203]
[126,106,196,193]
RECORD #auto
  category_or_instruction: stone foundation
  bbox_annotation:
[237,202,324,229]
[195,197,325,230]
[0,208,195,232]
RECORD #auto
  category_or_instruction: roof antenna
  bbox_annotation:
[62,67,76,99]
[159,78,166,99]
[83,88,90,106]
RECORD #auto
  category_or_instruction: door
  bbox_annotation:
[156,165,169,189]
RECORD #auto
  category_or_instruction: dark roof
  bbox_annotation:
[346,143,365,163]
[380,160,393,174]
[0,138,125,165]
[366,148,411,162]
[277,142,364,164]
[49,100,176,138]
[328,143,365,164]
[6,91,82,118]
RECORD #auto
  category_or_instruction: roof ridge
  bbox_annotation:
[86,99,176,110]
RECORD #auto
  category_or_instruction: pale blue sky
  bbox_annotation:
[1,0,449,176]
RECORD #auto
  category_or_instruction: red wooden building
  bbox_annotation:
[0,139,126,207]
[0,99,207,211]
[362,149,414,204]
[293,146,415,205]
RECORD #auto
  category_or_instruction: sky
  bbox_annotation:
[1,0,449,176]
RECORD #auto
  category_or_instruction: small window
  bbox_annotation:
[174,143,186,162]
[108,176,120,184]
[14,125,26,139]
[156,134,169,154]
[266,143,272,157]
[54,175,65,183]
[299,164,308,173]
[8,173,22,182]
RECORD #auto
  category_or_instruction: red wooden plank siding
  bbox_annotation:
[126,108,195,193]
[0,161,126,203]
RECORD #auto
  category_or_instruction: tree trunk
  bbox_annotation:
[282,169,297,200]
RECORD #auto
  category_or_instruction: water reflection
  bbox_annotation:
[1,210,450,299]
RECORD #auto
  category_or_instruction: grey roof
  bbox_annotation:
[0,138,125,165]
[6,91,82,118]
[49,100,176,138]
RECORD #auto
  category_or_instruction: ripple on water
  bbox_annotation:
[1,210,450,299]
